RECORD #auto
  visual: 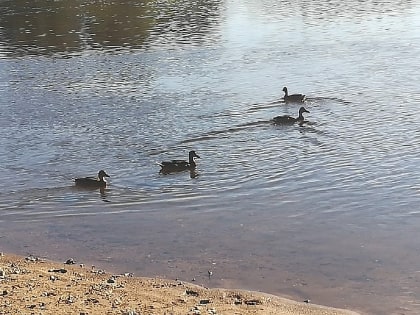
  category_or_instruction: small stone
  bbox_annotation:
[185,290,199,297]
[112,297,121,308]
[304,299,311,303]
[49,268,67,273]
[65,258,75,265]
[86,298,99,304]
[199,299,210,305]
[66,295,75,304]
[42,291,56,297]
[92,268,106,275]
[2,290,7,296]
[107,278,116,284]
[25,255,40,262]
[0,269,5,278]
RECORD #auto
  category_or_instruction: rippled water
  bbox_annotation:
[1,1,420,314]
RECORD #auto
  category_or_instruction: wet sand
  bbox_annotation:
[0,253,360,315]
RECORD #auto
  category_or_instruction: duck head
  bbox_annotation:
[299,107,310,114]
[98,170,110,180]
[189,151,200,159]
[297,106,310,121]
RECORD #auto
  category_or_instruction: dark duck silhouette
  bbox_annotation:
[159,151,200,174]
[282,86,306,103]
[273,106,310,124]
[75,170,110,188]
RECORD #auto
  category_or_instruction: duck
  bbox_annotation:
[75,170,110,188]
[282,86,306,102]
[273,106,310,124]
[159,150,200,174]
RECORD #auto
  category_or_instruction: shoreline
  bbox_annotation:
[0,252,360,315]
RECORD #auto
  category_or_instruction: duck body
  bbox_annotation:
[273,106,310,124]
[75,170,110,188]
[283,86,306,103]
[159,151,200,174]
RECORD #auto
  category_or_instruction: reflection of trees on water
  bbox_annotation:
[0,0,221,57]
[146,0,221,46]
[0,0,83,56]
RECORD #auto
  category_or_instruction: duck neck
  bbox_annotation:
[189,155,196,167]
[297,112,305,120]
[283,89,288,97]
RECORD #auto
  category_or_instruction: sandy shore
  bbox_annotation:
[0,253,360,315]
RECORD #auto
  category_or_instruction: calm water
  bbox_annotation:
[1,0,420,314]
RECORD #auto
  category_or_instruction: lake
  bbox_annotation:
[1,1,420,314]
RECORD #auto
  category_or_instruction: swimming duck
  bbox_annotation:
[159,151,200,174]
[273,106,310,124]
[75,170,110,188]
[283,86,306,102]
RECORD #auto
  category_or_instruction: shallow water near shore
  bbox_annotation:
[1,1,420,314]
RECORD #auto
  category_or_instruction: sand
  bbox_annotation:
[0,253,360,315]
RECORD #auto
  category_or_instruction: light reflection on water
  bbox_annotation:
[1,0,420,314]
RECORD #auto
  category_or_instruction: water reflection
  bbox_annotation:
[0,0,221,57]
[74,186,110,203]
[1,0,416,58]
[189,169,199,179]
[243,0,414,20]
[298,0,415,21]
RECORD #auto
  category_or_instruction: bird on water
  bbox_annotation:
[75,170,110,188]
[158,150,200,174]
[282,86,306,103]
[273,106,310,124]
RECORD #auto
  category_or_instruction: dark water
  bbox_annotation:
[1,1,420,314]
